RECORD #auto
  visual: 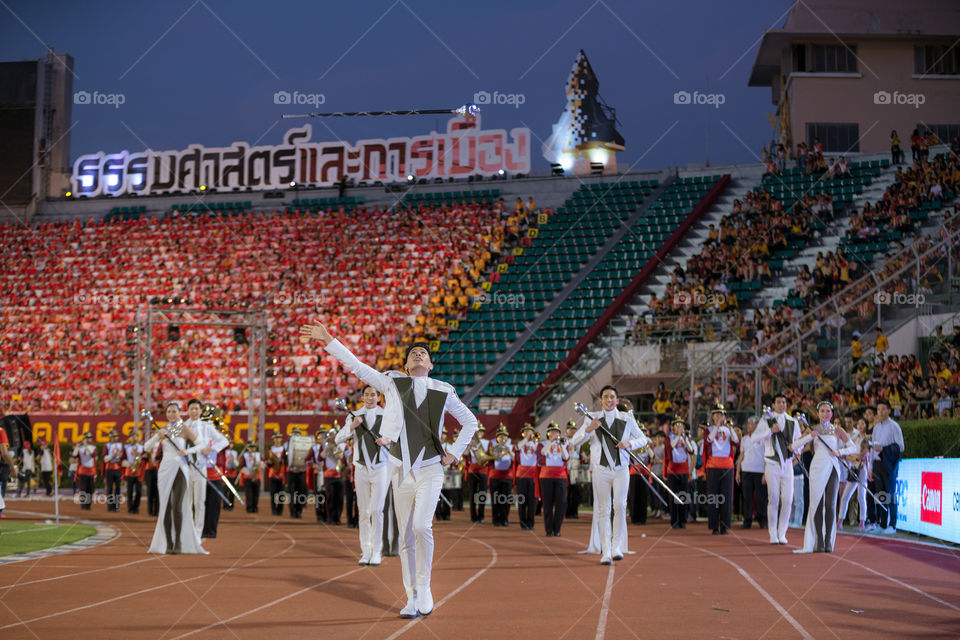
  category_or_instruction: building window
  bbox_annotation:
[806,123,860,153]
[915,45,960,75]
[792,44,858,73]
[918,124,960,145]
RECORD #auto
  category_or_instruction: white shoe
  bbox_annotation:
[399,597,419,619]
[358,555,369,566]
[882,527,896,535]
[368,554,382,566]
[417,588,433,616]
[600,556,612,565]
[792,549,811,554]
[769,538,779,545]
[778,537,788,545]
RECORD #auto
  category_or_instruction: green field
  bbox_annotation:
[0,521,97,556]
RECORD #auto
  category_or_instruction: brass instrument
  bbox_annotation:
[490,442,511,460]
[471,440,498,465]
[129,450,143,475]
[266,447,283,473]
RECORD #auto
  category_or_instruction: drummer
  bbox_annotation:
[435,428,459,520]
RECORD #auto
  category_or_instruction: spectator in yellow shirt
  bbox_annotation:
[851,331,863,364]
[875,328,889,354]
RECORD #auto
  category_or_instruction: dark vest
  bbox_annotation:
[389,377,446,465]
[356,413,383,466]
[598,416,626,468]
[768,416,795,463]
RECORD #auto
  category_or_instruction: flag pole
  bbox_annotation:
[53,437,61,526]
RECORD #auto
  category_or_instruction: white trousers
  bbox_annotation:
[392,463,444,599]
[190,467,207,535]
[764,459,793,543]
[838,465,867,525]
[593,466,629,558]
[355,463,390,560]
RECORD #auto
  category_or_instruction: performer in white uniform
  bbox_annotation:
[753,394,802,544]
[302,322,478,619]
[145,402,207,555]
[570,385,648,565]
[837,417,870,529]
[184,399,229,537]
[792,401,858,554]
[336,385,391,566]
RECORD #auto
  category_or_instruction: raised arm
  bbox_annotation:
[301,321,392,395]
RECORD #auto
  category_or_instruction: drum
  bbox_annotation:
[443,468,462,490]
[575,468,592,485]
[287,435,313,470]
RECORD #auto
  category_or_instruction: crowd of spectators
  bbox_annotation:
[0,196,541,414]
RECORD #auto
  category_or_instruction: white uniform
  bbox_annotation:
[324,339,478,615]
[184,419,229,536]
[754,411,801,544]
[570,409,648,562]
[336,406,390,564]
[792,427,857,553]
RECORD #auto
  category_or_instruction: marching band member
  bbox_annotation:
[488,425,514,527]
[144,426,162,516]
[145,402,206,554]
[515,423,539,530]
[184,399,229,535]
[73,432,98,510]
[665,417,695,529]
[335,385,390,565]
[735,417,766,531]
[703,404,739,535]
[38,439,54,496]
[466,427,490,524]
[103,429,124,511]
[302,323,478,619]
[570,386,648,564]
[240,440,262,513]
[539,422,569,536]
[285,426,309,519]
[222,428,240,511]
[0,426,14,515]
[122,430,144,514]
[753,394,801,544]
[792,401,857,554]
[322,427,345,525]
[837,417,869,530]
[202,427,234,538]
[305,430,326,522]
[436,429,453,521]
[267,432,287,516]
[565,421,582,519]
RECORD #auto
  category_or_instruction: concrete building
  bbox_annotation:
[749,0,960,154]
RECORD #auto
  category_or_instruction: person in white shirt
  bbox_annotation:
[184,399,229,537]
[570,385,648,565]
[753,394,802,544]
[17,441,36,497]
[871,400,904,534]
[38,439,54,496]
[335,385,390,566]
[301,322,478,619]
[488,425,515,527]
[735,417,767,530]
[837,418,870,530]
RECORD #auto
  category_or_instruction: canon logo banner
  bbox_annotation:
[896,460,958,544]
[920,472,943,525]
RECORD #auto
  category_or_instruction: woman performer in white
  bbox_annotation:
[145,402,207,555]
[792,401,857,554]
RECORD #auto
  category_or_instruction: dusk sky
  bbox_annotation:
[1,0,794,172]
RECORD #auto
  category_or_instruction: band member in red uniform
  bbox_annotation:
[143,426,162,516]
[539,422,569,536]
[285,426,309,519]
[488,425,514,527]
[704,404,739,534]
[122,430,144,514]
[73,432,98,510]
[322,427,345,524]
[222,427,239,511]
[268,432,286,516]
[103,429,124,511]
[515,424,539,530]
[305,430,326,522]
[665,417,696,528]
[240,440,262,513]
[466,427,490,523]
